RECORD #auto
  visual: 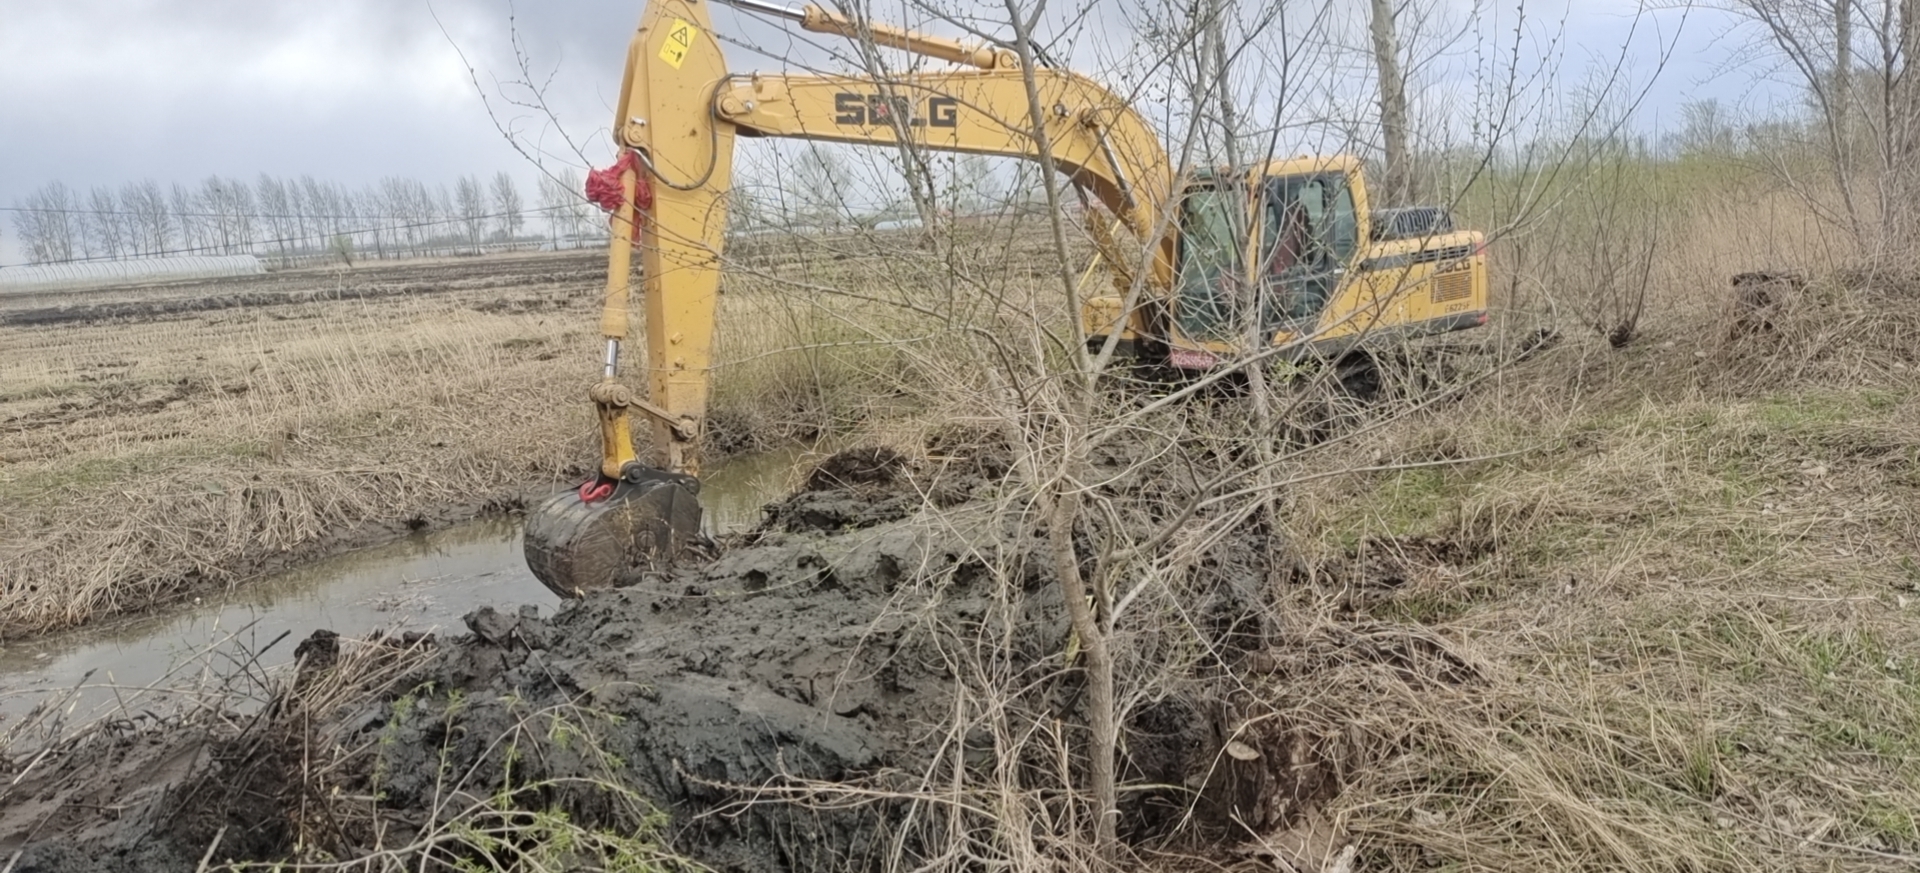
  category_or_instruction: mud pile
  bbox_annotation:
[4,446,1340,872]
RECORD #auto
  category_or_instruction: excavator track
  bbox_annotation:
[523,473,704,599]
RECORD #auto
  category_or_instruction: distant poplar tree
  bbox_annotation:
[492,172,524,240]
[456,175,488,248]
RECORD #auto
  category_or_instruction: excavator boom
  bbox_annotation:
[724,0,1021,70]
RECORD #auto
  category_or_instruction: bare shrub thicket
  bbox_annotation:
[1508,140,1670,347]
[685,0,1919,867]
[1723,0,1920,259]
[558,0,1674,867]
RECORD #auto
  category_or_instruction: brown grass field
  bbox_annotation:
[0,252,605,636]
[0,248,893,638]
[3,196,1919,869]
[1274,276,1920,868]
[0,236,1008,638]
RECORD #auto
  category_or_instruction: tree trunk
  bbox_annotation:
[1049,487,1116,852]
[1896,0,1920,253]
[1368,0,1413,206]
[1835,0,1852,146]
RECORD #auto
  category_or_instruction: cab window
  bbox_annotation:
[1255,172,1356,327]
[1172,184,1245,341]
[1328,177,1358,261]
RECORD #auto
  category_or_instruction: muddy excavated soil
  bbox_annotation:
[2,445,1363,872]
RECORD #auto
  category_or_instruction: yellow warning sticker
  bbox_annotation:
[658,18,697,68]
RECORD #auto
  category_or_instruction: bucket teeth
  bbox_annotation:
[523,477,704,599]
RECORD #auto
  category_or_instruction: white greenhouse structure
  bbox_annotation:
[0,255,264,294]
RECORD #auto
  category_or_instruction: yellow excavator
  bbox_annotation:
[523,0,1490,598]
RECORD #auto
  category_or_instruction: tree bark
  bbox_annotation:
[1049,487,1116,852]
[1368,0,1413,205]
[1835,0,1852,145]
[1896,0,1920,251]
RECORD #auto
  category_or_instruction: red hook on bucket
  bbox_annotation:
[579,479,616,503]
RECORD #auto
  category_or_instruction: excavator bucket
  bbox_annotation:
[523,471,704,599]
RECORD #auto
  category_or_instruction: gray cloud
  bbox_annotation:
[0,1,615,257]
[1,0,1753,263]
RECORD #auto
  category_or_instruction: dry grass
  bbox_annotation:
[696,186,1920,870]
[9,166,1917,872]
[0,265,593,636]
[0,249,932,637]
[1253,259,1920,869]
[709,216,1078,452]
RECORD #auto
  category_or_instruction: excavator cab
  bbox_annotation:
[1170,180,1245,342]
[1152,157,1481,369]
[1170,168,1360,344]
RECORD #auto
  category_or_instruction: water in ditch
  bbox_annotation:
[0,448,810,725]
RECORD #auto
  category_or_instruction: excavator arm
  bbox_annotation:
[713,71,1171,241]
[525,0,1178,597]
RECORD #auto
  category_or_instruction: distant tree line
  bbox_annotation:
[6,169,607,266]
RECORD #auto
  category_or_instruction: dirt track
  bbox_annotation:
[0,251,608,328]
[0,251,609,451]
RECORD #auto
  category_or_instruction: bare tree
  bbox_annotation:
[432,182,455,250]
[5,201,31,263]
[360,185,391,258]
[230,177,257,254]
[117,186,143,257]
[195,176,256,254]
[537,172,569,249]
[84,186,122,260]
[381,177,431,255]
[300,174,330,250]
[557,167,597,243]
[41,181,80,263]
[1674,98,1742,156]
[1836,0,1853,145]
[940,154,1004,216]
[456,175,488,249]
[10,182,79,264]
[491,171,524,241]
[257,174,295,260]
[1726,0,1920,252]
[200,177,231,254]
[283,175,310,253]
[143,179,175,255]
[788,146,856,230]
[1897,0,1920,248]
[168,182,198,254]
[1369,0,1415,204]
[726,183,768,235]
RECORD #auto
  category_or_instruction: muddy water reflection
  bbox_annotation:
[0,448,806,722]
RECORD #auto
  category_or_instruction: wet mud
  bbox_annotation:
[2,445,1391,872]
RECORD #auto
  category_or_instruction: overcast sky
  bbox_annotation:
[0,0,1759,265]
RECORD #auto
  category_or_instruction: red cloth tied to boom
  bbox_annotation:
[585,151,652,241]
